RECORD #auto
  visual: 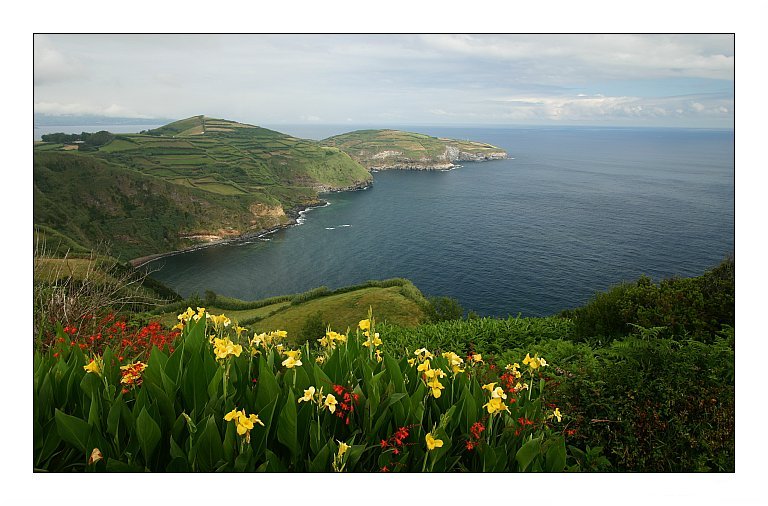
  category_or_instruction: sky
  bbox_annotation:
[34,34,734,128]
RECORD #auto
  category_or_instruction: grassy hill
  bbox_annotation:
[34,116,372,260]
[321,129,507,170]
[152,279,429,344]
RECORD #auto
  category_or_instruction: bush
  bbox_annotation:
[541,331,735,472]
[565,258,734,344]
[297,312,327,346]
[425,296,464,322]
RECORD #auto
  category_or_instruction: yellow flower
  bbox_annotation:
[427,377,444,398]
[483,397,510,415]
[282,349,303,368]
[323,394,338,413]
[224,408,238,421]
[362,332,382,347]
[177,307,195,323]
[551,407,562,423]
[83,358,101,375]
[235,325,248,337]
[375,349,383,363]
[414,348,433,360]
[491,387,507,400]
[315,355,326,364]
[417,359,431,373]
[207,313,231,331]
[358,319,371,331]
[523,353,547,370]
[213,337,242,360]
[425,432,443,451]
[224,408,263,441]
[482,382,497,393]
[407,358,416,366]
[442,351,465,374]
[193,307,206,321]
[337,440,350,457]
[172,322,184,331]
[299,386,316,403]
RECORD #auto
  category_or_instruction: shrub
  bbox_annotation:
[565,258,734,344]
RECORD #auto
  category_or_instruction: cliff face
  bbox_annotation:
[321,129,508,171]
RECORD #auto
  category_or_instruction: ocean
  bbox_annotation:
[144,126,734,317]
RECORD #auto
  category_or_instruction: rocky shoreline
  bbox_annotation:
[128,181,372,268]
[366,150,507,172]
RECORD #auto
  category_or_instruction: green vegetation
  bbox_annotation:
[561,257,734,344]
[32,256,734,472]
[152,279,430,339]
[34,116,372,261]
[322,129,507,170]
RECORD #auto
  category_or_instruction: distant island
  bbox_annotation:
[33,115,507,263]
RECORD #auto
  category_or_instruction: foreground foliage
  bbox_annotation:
[34,309,580,472]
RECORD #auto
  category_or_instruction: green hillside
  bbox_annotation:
[322,129,507,170]
[33,116,372,260]
[152,279,429,343]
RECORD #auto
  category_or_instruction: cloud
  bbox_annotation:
[426,92,733,125]
[418,34,734,81]
[34,101,144,117]
[34,35,85,85]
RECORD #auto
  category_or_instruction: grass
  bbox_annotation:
[155,301,291,329]
[153,282,428,344]
[252,286,426,340]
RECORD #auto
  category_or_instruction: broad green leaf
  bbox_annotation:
[277,388,299,460]
[309,442,331,472]
[384,355,405,393]
[545,437,566,472]
[516,436,542,471]
[166,456,189,472]
[136,407,162,463]
[192,416,223,472]
[54,409,91,452]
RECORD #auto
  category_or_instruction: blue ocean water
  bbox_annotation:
[146,126,734,317]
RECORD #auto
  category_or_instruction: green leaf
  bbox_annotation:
[136,407,162,463]
[309,442,331,472]
[255,359,280,410]
[516,436,542,471]
[384,355,405,393]
[105,458,144,472]
[192,416,223,472]
[277,388,299,459]
[165,456,189,472]
[54,409,91,452]
[545,437,566,472]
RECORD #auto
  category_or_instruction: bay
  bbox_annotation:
[146,126,734,317]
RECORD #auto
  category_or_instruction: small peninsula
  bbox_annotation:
[322,129,507,170]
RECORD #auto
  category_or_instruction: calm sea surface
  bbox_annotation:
[145,126,734,317]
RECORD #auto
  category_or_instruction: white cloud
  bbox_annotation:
[34,101,144,117]
[34,35,85,85]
